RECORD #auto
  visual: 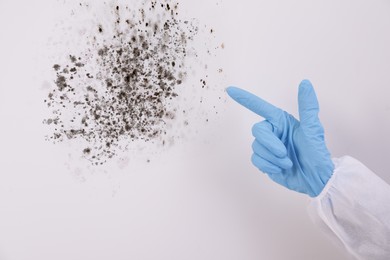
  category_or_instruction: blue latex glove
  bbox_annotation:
[226,80,334,197]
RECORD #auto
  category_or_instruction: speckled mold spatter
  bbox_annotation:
[43,1,204,165]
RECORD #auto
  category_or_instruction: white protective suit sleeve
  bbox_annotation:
[307,156,390,260]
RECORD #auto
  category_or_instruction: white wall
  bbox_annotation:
[0,0,389,259]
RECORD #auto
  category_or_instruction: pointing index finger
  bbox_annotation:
[226,87,283,123]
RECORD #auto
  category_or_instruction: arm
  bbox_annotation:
[308,156,390,260]
[226,80,390,259]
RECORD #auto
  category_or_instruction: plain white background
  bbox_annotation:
[1,0,390,259]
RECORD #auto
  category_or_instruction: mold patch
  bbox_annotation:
[43,1,224,166]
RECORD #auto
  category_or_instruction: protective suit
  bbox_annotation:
[308,156,390,260]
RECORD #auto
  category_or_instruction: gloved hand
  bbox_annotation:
[226,80,334,197]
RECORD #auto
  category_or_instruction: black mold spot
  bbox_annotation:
[83,147,91,154]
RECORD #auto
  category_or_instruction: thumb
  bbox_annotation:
[298,79,321,130]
